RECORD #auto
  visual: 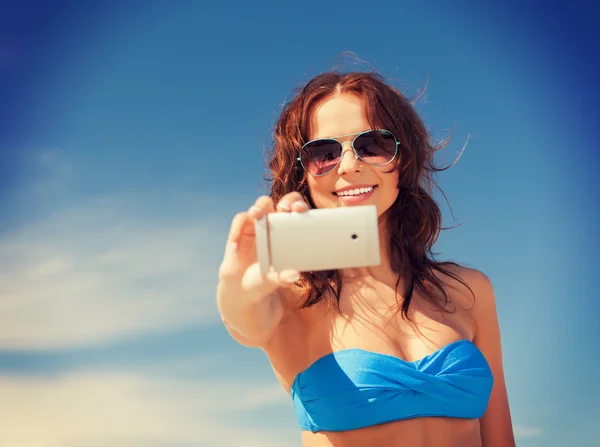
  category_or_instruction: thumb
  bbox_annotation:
[265,269,301,286]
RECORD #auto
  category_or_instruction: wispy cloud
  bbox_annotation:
[0,192,237,350]
[0,366,299,447]
[0,363,550,447]
[0,149,294,445]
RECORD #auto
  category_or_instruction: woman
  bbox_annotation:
[217,71,515,447]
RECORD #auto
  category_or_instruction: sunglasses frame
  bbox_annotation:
[296,129,400,177]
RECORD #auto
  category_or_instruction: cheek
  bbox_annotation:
[379,171,400,203]
[385,183,400,203]
[307,177,334,207]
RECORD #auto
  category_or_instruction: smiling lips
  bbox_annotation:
[334,186,375,197]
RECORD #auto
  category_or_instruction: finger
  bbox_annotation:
[249,195,275,220]
[276,191,305,212]
[221,212,250,266]
[290,199,310,213]
[227,212,249,244]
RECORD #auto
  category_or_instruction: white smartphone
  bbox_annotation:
[254,205,381,275]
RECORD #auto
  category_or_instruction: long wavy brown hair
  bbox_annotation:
[264,71,472,318]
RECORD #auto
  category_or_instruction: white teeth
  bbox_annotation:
[336,186,374,196]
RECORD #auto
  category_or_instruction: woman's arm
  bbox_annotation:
[468,269,516,447]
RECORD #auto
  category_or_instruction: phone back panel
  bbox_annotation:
[266,205,381,273]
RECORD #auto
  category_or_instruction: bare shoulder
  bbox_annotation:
[434,263,504,346]
[446,265,497,330]
[431,263,495,312]
[455,265,494,294]
[438,264,515,445]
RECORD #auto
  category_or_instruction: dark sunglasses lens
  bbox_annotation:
[354,130,397,164]
[302,140,342,175]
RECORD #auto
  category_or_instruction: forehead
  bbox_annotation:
[309,93,371,140]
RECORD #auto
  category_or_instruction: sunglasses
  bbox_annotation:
[297,129,400,176]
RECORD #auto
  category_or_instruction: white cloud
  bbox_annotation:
[514,425,543,438]
[0,363,550,447]
[0,368,300,447]
[0,193,240,350]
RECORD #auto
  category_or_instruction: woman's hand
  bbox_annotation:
[216,192,311,345]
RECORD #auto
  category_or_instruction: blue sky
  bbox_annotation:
[0,1,598,446]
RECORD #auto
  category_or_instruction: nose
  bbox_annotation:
[337,142,361,174]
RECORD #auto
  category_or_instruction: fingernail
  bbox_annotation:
[249,206,260,216]
[279,270,300,283]
[279,203,290,211]
[228,241,238,253]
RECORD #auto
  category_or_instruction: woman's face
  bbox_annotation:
[305,93,400,217]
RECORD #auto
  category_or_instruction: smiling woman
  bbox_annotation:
[299,94,400,213]
[217,70,515,447]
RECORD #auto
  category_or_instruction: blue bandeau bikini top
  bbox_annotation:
[290,339,493,433]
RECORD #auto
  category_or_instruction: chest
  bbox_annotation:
[299,278,476,363]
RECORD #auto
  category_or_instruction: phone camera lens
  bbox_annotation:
[351,234,358,240]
